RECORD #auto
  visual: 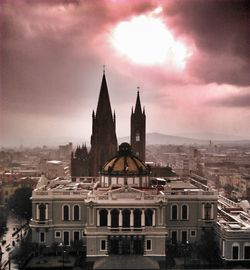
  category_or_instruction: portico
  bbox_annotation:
[97,208,156,228]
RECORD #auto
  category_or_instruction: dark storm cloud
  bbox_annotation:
[0,0,156,116]
[208,93,250,108]
[1,0,250,146]
[164,0,250,86]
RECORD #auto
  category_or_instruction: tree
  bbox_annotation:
[224,184,234,194]
[8,187,32,220]
[195,228,220,264]
[0,207,7,237]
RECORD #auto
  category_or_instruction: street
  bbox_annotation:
[0,213,27,270]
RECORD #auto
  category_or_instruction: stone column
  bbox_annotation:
[45,204,48,220]
[211,203,214,219]
[153,209,156,226]
[36,204,39,220]
[97,209,100,226]
[141,209,145,227]
[130,209,134,227]
[119,209,122,227]
[108,209,111,227]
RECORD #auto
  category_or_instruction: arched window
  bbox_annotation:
[145,209,153,226]
[63,205,69,221]
[122,209,130,227]
[182,205,188,220]
[100,209,108,227]
[134,209,142,227]
[111,209,119,228]
[39,204,46,221]
[171,205,178,220]
[73,205,80,221]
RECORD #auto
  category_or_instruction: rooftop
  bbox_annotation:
[217,195,250,232]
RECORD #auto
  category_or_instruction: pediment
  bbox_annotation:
[109,186,144,199]
[110,186,144,194]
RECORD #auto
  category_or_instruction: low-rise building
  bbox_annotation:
[216,195,250,264]
[239,175,250,199]
[39,160,70,180]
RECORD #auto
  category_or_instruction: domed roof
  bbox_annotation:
[102,143,149,176]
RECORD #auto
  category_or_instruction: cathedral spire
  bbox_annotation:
[135,87,142,115]
[96,72,113,119]
[130,89,146,162]
[113,110,116,131]
[89,71,118,176]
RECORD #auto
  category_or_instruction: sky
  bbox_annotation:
[1,0,250,147]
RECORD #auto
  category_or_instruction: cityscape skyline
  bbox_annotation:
[1,0,249,147]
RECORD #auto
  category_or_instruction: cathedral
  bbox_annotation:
[30,71,250,267]
[71,72,146,177]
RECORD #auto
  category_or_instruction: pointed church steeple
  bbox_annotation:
[135,89,142,115]
[131,88,146,162]
[95,73,113,119]
[89,70,118,176]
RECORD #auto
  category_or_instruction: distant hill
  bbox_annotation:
[119,132,205,145]
[118,132,250,146]
[13,133,248,148]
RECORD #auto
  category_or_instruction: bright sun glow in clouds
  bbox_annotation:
[111,8,192,69]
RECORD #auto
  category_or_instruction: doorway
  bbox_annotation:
[108,235,144,255]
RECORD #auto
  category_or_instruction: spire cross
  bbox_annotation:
[137,86,140,93]
[103,65,106,74]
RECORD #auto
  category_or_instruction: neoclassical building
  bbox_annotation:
[216,196,250,263]
[31,143,219,261]
[85,143,166,258]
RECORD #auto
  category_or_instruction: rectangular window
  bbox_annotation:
[100,240,106,251]
[63,231,70,246]
[55,231,61,238]
[190,230,196,237]
[74,231,80,241]
[171,205,178,220]
[181,231,188,244]
[171,231,177,244]
[182,205,188,220]
[40,232,45,243]
[244,246,250,259]
[232,246,239,260]
[205,203,211,220]
[146,240,152,251]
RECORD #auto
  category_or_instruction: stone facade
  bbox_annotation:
[31,145,219,262]
[216,196,250,262]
